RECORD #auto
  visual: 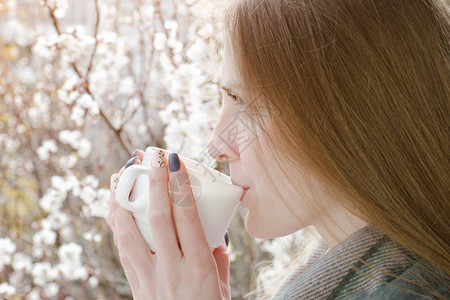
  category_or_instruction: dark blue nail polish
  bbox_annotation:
[132,149,138,157]
[125,157,135,169]
[169,153,180,172]
[224,231,229,247]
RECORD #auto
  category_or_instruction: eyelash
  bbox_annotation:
[219,92,247,111]
[227,92,239,103]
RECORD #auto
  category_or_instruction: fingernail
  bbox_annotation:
[125,157,136,169]
[132,149,138,157]
[224,231,229,247]
[169,153,180,172]
[151,150,166,168]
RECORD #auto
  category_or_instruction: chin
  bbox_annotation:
[244,211,283,239]
[244,207,306,239]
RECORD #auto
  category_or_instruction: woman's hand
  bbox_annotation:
[105,149,231,300]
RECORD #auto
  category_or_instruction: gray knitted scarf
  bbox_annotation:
[270,225,448,300]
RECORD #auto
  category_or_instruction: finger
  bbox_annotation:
[168,153,211,264]
[122,155,138,174]
[118,165,125,175]
[213,237,230,284]
[107,166,136,229]
[135,149,145,162]
[148,149,182,263]
[117,151,139,177]
[106,173,120,230]
[118,254,140,293]
[115,156,142,203]
[114,198,155,274]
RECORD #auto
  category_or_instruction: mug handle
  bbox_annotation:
[115,165,151,213]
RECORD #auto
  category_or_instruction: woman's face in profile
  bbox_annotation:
[207,41,318,239]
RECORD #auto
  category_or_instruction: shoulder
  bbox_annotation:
[346,257,450,300]
[271,226,449,300]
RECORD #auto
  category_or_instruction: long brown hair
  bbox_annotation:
[215,0,450,299]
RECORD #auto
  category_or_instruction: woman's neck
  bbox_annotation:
[313,205,369,248]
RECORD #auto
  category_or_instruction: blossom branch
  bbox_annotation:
[47,2,132,155]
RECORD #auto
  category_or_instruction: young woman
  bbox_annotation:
[106,0,450,299]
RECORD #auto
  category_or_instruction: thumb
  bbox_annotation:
[213,233,230,283]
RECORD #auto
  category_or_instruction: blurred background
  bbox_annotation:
[0,0,321,299]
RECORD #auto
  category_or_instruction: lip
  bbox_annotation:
[240,187,249,201]
[231,179,250,189]
[230,179,250,201]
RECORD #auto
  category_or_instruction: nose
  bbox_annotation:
[207,112,241,163]
[207,133,239,163]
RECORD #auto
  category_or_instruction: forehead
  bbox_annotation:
[219,46,241,92]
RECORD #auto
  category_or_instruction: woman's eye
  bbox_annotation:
[227,92,247,111]
[226,92,238,101]
[217,90,247,111]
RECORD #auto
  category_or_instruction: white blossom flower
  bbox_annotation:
[66,175,81,197]
[77,138,92,158]
[186,38,208,64]
[57,130,92,158]
[59,154,78,169]
[93,234,102,242]
[37,139,58,161]
[33,92,49,109]
[31,262,58,286]
[12,252,33,272]
[58,242,82,265]
[88,276,99,288]
[59,226,73,242]
[82,231,93,241]
[53,0,68,19]
[33,229,57,247]
[118,76,136,96]
[26,287,41,300]
[43,211,69,230]
[167,38,183,53]
[141,4,155,21]
[57,89,78,105]
[80,185,96,204]
[0,238,16,271]
[97,188,110,202]
[71,105,86,127]
[0,282,16,297]
[87,201,107,218]
[164,20,178,31]
[57,75,80,105]
[44,282,59,298]
[77,93,99,115]
[51,175,66,190]
[86,188,110,218]
[154,32,166,51]
[82,231,102,243]
[32,35,59,59]
[32,246,43,259]
[39,188,66,213]
[58,130,82,148]
[57,263,88,281]
[58,31,95,64]
[61,74,80,91]
[82,175,99,188]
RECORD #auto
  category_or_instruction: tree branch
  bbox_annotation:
[47,3,132,155]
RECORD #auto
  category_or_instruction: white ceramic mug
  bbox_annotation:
[115,146,244,252]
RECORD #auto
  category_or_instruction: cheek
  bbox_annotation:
[239,149,259,175]
[241,153,272,200]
